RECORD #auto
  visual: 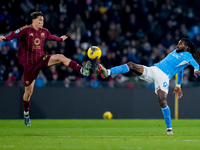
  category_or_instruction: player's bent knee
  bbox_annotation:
[60,54,65,58]
[159,100,167,108]
[25,89,33,97]
[57,54,66,62]
[157,90,167,98]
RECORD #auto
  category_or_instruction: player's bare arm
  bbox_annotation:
[173,87,183,99]
[0,36,6,41]
[194,70,200,77]
[60,35,67,41]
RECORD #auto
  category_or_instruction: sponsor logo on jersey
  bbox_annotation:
[29,33,33,36]
[33,46,41,49]
[15,29,20,34]
[171,53,181,59]
[34,38,40,45]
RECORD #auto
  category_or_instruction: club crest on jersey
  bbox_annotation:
[29,33,33,36]
[41,32,45,37]
[15,29,20,34]
[26,81,30,85]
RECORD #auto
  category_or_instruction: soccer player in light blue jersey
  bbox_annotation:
[98,38,200,135]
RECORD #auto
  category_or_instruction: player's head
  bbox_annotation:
[176,38,189,52]
[177,38,200,64]
[30,11,44,29]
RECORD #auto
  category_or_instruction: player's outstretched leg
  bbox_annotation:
[48,55,92,76]
[80,61,92,76]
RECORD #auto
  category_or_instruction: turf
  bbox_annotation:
[0,119,200,150]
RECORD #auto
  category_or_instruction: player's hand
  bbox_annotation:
[0,36,6,41]
[60,35,67,41]
[173,86,183,99]
[194,70,200,77]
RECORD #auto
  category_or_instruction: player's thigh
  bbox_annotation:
[127,62,144,75]
[48,54,70,66]
[25,80,35,94]
[154,73,169,94]
[139,66,154,83]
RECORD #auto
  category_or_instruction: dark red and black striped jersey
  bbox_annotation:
[5,25,62,66]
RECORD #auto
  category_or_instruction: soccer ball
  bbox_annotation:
[87,46,102,59]
[103,111,113,119]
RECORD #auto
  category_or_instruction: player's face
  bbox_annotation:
[34,16,44,29]
[176,40,186,52]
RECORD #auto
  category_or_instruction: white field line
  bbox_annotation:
[1,145,15,148]
[0,146,141,150]
[1,135,198,142]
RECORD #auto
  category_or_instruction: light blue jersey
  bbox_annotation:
[154,50,199,83]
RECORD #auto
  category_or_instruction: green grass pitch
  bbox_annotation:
[0,119,200,150]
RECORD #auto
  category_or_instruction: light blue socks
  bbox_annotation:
[110,64,130,75]
[161,105,172,129]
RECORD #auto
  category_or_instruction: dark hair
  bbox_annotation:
[30,11,43,20]
[181,38,200,64]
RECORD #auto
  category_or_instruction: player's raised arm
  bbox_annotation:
[2,27,26,41]
[60,35,67,41]
[46,29,63,41]
[188,59,200,77]
[176,69,183,87]
[185,38,200,78]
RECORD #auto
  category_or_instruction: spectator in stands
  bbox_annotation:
[10,65,19,80]
[35,71,47,87]
[1,0,200,86]
[0,64,8,81]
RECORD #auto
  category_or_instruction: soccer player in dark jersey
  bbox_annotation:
[0,11,92,126]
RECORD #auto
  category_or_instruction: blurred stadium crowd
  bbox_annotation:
[1,0,200,88]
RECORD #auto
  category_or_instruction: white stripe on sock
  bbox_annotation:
[24,111,29,115]
[161,105,169,111]
[108,69,111,76]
